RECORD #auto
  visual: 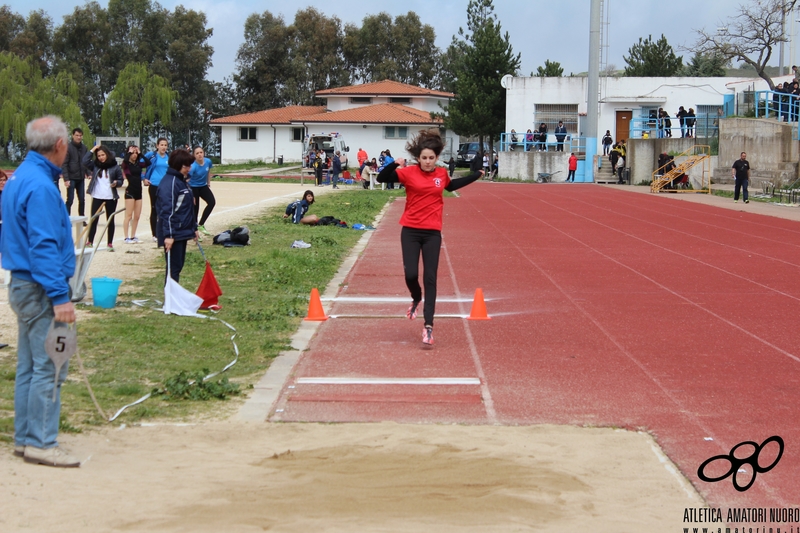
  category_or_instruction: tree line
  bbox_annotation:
[0,0,520,157]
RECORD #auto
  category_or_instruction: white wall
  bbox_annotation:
[219,125,305,164]
[324,95,449,113]
[505,75,778,151]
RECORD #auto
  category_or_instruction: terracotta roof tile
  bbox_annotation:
[210,105,327,125]
[315,80,453,98]
[295,103,442,125]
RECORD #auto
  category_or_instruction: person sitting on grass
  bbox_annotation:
[284,190,319,225]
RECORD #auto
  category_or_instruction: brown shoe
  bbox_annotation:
[13,445,25,457]
[24,446,81,467]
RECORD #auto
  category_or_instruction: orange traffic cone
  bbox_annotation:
[304,288,328,321]
[467,288,491,320]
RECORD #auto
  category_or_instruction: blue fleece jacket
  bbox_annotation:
[0,151,75,305]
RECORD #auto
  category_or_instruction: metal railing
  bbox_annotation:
[500,132,583,153]
[628,114,719,140]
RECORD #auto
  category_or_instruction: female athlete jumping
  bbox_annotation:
[377,130,483,345]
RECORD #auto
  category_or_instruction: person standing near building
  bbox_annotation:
[331,150,342,189]
[686,108,696,138]
[601,130,613,156]
[732,151,750,204]
[61,127,89,218]
[554,121,567,152]
[676,106,688,137]
[567,153,577,182]
[1,115,80,467]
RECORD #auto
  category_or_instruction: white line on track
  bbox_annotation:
[441,238,498,424]
[296,377,481,385]
[329,314,467,319]
[321,296,487,302]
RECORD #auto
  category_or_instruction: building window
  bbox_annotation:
[384,126,408,139]
[533,104,579,134]
[390,97,411,104]
[239,127,256,141]
[292,127,304,142]
[350,97,372,104]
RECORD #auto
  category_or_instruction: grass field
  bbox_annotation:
[0,190,401,440]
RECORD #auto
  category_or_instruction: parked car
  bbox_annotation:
[456,142,496,168]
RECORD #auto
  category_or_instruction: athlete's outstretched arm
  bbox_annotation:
[376,163,400,183]
[446,170,483,192]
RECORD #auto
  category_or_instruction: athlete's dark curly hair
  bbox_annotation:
[405,129,445,158]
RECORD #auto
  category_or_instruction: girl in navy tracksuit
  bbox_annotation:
[156,149,197,283]
[284,190,315,224]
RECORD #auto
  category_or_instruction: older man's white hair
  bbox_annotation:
[25,115,69,154]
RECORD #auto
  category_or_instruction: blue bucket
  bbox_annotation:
[91,277,123,309]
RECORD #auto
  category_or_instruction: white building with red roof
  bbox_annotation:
[211,80,456,165]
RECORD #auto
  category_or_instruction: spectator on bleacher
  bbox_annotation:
[509,129,519,151]
[555,121,567,151]
[685,108,696,138]
[773,83,784,119]
[537,122,548,151]
[676,106,688,137]
[525,129,533,151]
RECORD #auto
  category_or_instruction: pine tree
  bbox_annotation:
[623,34,683,77]
[442,0,520,153]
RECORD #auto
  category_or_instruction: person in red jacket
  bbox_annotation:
[567,153,578,182]
[377,130,483,345]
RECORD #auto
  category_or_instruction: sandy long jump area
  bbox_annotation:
[9,181,782,531]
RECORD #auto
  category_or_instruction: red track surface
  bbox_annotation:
[273,183,800,510]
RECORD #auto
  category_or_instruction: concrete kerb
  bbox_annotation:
[237,198,397,422]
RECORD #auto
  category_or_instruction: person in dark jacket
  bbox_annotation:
[537,122,548,151]
[554,121,567,151]
[284,190,317,224]
[61,127,89,216]
[83,145,124,250]
[448,157,456,177]
[331,150,342,189]
[156,149,198,283]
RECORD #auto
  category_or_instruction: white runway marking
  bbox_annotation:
[321,296,485,302]
[296,377,481,385]
[329,314,468,319]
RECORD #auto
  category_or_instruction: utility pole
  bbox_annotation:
[584,0,602,182]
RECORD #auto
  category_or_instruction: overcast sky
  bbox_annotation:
[8,0,800,82]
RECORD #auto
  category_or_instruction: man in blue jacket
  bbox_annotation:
[1,115,79,467]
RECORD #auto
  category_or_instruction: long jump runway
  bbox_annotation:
[273,183,800,510]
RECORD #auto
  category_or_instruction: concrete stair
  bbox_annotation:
[595,160,618,184]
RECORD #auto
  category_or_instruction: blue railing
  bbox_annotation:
[499,132,581,152]
[628,114,719,140]
[754,90,800,122]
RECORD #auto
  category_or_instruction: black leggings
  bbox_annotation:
[400,226,442,327]
[148,184,158,236]
[87,198,118,244]
[192,186,216,226]
[165,239,188,283]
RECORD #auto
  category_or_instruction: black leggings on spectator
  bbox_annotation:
[165,239,188,283]
[87,198,118,244]
[191,186,216,226]
[400,226,442,327]
[148,184,158,237]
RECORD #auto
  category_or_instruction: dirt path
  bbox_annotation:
[8,182,781,531]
